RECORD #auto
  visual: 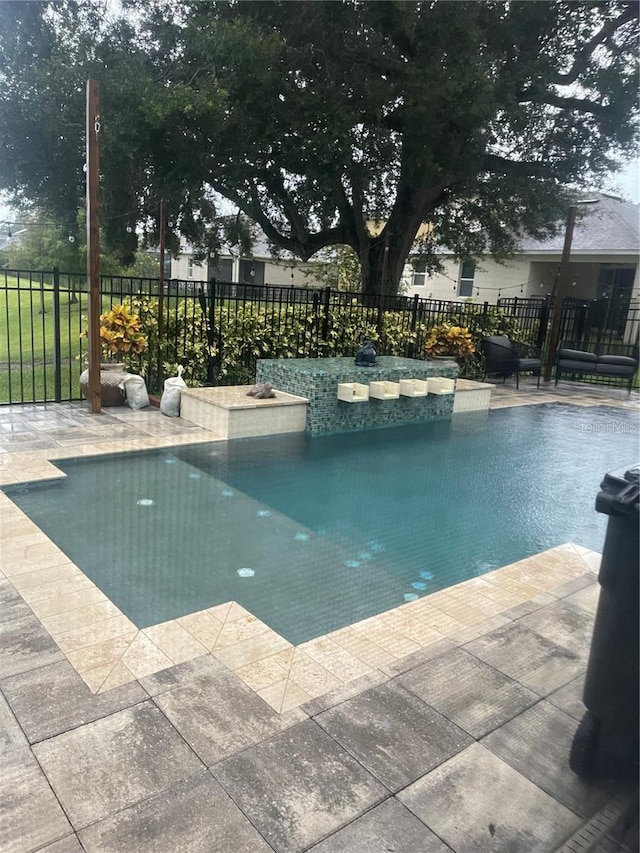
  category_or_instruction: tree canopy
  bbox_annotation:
[0,0,637,294]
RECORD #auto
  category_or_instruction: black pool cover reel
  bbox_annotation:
[570,464,640,779]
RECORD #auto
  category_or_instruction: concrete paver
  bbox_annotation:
[519,599,596,656]
[398,742,583,853]
[482,701,617,819]
[0,577,35,623]
[36,838,84,853]
[0,688,29,753]
[307,798,451,853]
[1,658,147,743]
[0,610,65,677]
[212,718,388,853]
[399,646,539,738]
[464,620,585,695]
[153,666,307,766]
[548,674,588,721]
[2,745,73,853]
[77,772,274,853]
[315,679,472,791]
[32,702,205,829]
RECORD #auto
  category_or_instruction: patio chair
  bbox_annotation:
[481,335,543,389]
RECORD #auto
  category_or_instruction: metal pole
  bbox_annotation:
[52,266,62,402]
[86,79,101,412]
[543,199,599,381]
[377,230,389,333]
[543,205,577,382]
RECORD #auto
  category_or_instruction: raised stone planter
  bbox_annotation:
[452,379,495,413]
[180,386,308,439]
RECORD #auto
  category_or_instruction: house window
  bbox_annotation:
[187,257,196,279]
[240,259,265,285]
[412,259,426,287]
[459,261,475,297]
[208,258,233,282]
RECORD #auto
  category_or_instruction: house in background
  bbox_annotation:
[170,227,331,289]
[402,194,639,321]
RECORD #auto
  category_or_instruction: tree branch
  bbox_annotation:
[263,172,310,246]
[211,178,348,260]
[517,91,610,116]
[483,154,549,179]
[551,5,638,85]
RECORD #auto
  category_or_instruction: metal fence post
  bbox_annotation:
[52,266,62,402]
[407,293,419,357]
[321,286,331,351]
[536,297,550,352]
[207,278,217,384]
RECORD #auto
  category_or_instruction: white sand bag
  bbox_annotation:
[160,365,187,417]
[120,374,150,410]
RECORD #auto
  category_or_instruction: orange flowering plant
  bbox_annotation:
[425,323,475,358]
[81,302,147,361]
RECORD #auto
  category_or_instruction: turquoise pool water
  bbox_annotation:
[5,403,638,644]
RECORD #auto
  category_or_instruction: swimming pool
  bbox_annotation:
[5,403,638,644]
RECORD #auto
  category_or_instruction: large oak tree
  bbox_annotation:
[0,1,637,294]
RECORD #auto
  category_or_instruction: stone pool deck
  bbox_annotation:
[1,379,638,852]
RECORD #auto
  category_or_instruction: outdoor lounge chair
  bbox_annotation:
[482,335,543,389]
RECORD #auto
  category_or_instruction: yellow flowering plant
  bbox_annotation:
[81,302,148,361]
[425,323,475,358]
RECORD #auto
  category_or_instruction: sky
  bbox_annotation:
[604,158,639,203]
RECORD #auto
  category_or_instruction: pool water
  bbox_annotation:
[6,403,638,644]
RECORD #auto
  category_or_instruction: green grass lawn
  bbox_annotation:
[0,276,98,403]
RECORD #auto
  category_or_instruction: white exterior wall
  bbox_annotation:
[404,252,638,304]
[263,260,326,287]
[170,254,207,281]
[170,252,327,287]
[403,256,529,303]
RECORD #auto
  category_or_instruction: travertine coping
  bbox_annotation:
[181,385,309,410]
[0,477,599,713]
[455,378,496,392]
[453,378,495,414]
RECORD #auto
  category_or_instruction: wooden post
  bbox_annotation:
[157,199,166,389]
[86,79,101,412]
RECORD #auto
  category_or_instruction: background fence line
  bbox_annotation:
[0,267,638,404]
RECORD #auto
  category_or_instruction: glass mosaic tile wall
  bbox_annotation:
[257,356,458,435]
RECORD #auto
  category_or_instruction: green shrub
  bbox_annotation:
[134,296,525,388]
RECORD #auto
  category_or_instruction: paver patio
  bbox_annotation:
[1,380,638,852]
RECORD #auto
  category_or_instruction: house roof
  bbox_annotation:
[517,193,639,255]
[179,220,303,262]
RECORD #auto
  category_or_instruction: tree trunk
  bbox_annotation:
[360,236,407,299]
[358,182,445,299]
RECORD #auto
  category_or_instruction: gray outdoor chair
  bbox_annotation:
[482,335,543,389]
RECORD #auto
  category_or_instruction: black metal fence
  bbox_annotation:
[1,267,638,404]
